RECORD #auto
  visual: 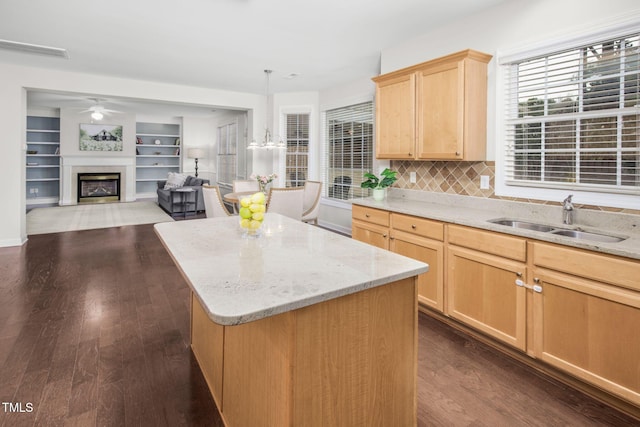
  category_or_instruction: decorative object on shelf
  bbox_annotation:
[187,147,206,178]
[136,137,143,144]
[154,151,161,155]
[175,138,180,146]
[27,150,38,154]
[250,172,277,194]
[247,70,286,150]
[360,168,398,201]
[238,192,267,238]
[79,123,123,151]
[54,146,60,155]
[154,139,161,145]
[175,148,180,156]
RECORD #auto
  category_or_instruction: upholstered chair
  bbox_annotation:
[232,179,260,193]
[266,187,304,221]
[203,185,231,218]
[301,181,322,225]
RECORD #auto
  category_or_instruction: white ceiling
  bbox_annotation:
[2,0,507,112]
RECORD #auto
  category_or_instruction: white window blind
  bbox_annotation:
[323,101,374,200]
[285,114,309,187]
[503,33,640,194]
[217,122,237,186]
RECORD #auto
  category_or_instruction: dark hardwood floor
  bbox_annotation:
[0,224,637,426]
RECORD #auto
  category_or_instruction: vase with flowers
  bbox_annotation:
[251,172,278,194]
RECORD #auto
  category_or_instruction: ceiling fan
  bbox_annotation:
[78,98,122,120]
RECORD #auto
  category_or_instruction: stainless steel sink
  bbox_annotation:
[487,218,627,243]
[488,219,555,233]
[549,229,627,243]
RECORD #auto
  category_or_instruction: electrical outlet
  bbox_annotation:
[409,171,416,184]
[480,175,490,190]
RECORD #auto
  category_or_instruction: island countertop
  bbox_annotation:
[154,213,428,326]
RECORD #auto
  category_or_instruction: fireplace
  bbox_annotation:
[78,173,121,204]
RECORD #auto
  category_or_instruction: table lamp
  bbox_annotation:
[187,147,206,177]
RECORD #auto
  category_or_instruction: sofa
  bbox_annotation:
[157,175,210,215]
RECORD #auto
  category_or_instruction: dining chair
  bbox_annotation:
[301,181,322,225]
[266,187,304,221]
[233,179,260,193]
[203,185,232,218]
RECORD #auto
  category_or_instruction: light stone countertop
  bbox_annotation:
[154,213,429,326]
[352,189,640,261]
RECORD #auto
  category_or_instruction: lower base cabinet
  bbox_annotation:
[531,242,640,407]
[447,246,527,351]
[352,206,640,415]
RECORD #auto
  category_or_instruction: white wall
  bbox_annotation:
[0,62,265,246]
[182,116,217,183]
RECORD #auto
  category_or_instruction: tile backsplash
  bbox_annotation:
[391,160,640,215]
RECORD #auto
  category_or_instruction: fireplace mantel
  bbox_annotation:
[60,156,136,205]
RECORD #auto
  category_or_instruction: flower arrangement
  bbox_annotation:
[250,173,278,193]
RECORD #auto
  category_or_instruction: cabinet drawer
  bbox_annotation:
[392,213,444,241]
[447,225,526,262]
[532,242,640,292]
[352,205,390,227]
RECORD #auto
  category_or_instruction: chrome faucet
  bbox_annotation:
[562,195,574,225]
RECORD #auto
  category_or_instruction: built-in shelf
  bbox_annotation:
[26,116,60,206]
[135,122,181,197]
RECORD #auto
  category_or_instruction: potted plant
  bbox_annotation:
[360,168,398,201]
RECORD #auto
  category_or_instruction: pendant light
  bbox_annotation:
[248,70,285,150]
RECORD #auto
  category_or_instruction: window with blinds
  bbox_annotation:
[217,122,237,186]
[324,101,374,200]
[285,114,309,187]
[503,33,640,194]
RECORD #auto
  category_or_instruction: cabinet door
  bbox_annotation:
[352,220,389,250]
[416,61,464,160]
[375,73,416,159]
[447,246,527,350]
[532,270,640,406]
[391,230,444,312]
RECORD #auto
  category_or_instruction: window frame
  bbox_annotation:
[496,20,640,210]
[216,120,238,187]
[283,112,310,187]
[321,100,375,203]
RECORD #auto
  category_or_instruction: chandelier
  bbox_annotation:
[248,70,286,150]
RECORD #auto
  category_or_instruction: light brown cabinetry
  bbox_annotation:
[390,214,444,312]
[373,49,492,161]
[351,205,640,413]
[352,206,444,312]
[447,225,527,350]
[530,242,640,407]
[351,205,390,249]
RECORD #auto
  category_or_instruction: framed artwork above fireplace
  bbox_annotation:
[79,123,123,152]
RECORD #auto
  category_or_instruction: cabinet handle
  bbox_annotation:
[383,234,388,238]
[411,224,417,229]
[365,213,370,218]
[455,151,460,156]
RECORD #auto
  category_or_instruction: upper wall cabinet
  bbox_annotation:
[373,49,492,161]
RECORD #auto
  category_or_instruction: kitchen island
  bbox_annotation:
[154,214,428,427]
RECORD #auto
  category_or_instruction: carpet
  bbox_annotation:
[27,201,174,235]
